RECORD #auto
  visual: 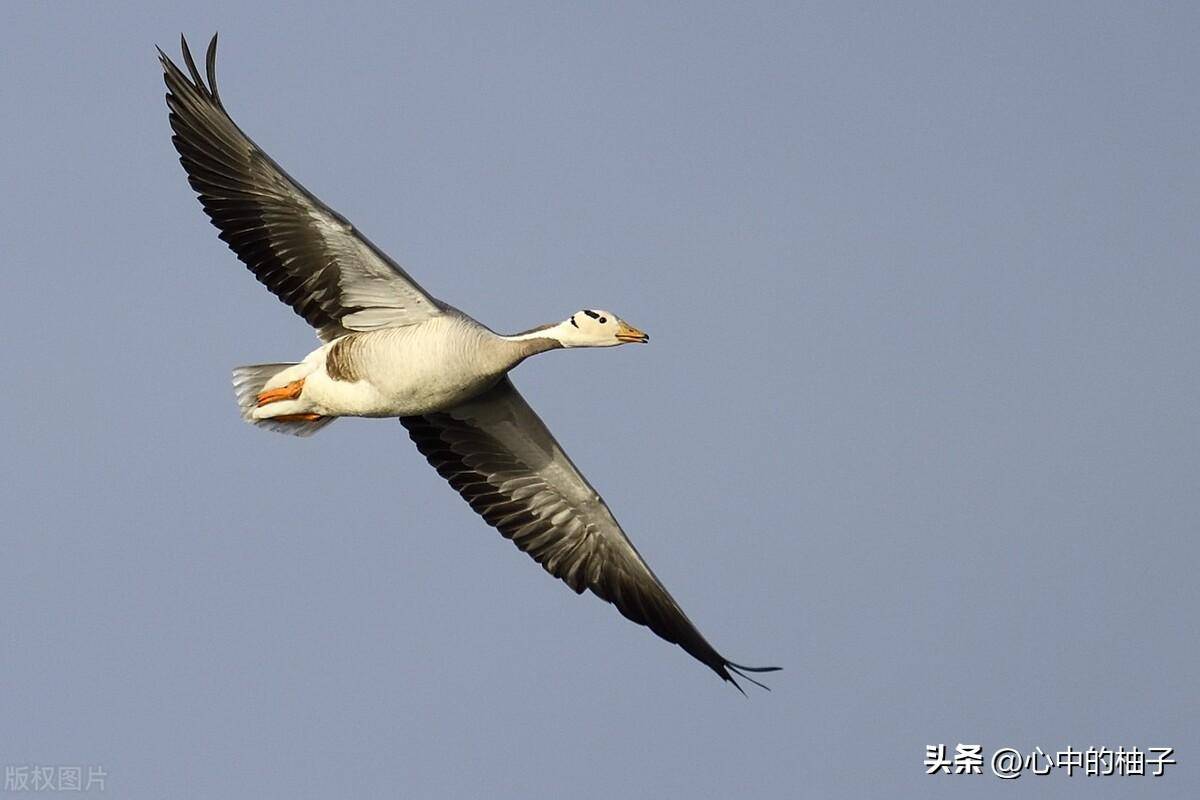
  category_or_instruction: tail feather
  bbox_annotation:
[231,363,335,437]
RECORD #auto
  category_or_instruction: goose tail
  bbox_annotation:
[231,363,336,437]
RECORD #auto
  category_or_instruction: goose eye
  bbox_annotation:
[599,317,607,324]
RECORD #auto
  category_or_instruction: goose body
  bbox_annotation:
[161,34,777,691]
[251,314,557,420]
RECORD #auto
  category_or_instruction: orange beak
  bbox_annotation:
[615,320,649,344]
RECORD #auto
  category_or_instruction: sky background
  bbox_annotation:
[1,2,1197,797]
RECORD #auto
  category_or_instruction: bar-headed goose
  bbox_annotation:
[160,35,777,691]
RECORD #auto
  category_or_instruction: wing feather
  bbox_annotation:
[160,34,442,340]
[401,378,778,689]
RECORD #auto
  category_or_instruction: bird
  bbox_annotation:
[159,34,778,692]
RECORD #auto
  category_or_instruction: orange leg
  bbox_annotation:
[273,413,324,422]
[256,378,305,407]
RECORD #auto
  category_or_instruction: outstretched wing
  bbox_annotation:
[401,378,778,690]
[160,35,442,340]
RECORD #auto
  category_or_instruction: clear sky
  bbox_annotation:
[1,2,1196,797]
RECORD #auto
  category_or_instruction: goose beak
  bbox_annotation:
[615,321,649,344]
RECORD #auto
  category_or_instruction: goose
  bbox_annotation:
[160,35,778,692]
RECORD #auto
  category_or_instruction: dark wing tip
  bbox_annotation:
[730,662,783,673]
[205,33,221,105]
[723,661,782,694]
[160,33,224,109]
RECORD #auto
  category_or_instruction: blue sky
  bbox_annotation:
[1,2,1196,797]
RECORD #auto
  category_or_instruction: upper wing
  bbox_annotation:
[160,35,443,341]
[401,378,778,691]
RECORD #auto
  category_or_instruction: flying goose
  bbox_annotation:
[160,35,778,692]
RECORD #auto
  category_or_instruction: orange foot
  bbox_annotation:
[256,378,305,407]
[273,413,324,422]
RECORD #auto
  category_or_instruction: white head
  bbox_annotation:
[550,309,649,348]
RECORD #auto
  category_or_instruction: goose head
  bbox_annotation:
[553,309,649,348]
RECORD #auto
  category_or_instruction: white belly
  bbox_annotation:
[297,322,502,417]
